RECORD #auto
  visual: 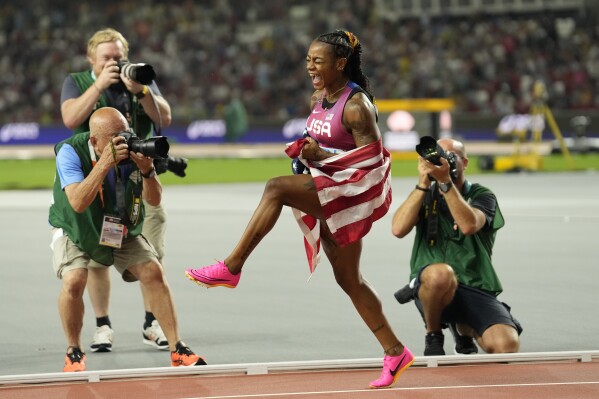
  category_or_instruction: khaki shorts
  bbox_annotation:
[142,200,167,261]
[51,228,159,282]
[87,200,166,269]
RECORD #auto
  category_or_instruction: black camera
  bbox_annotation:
[394,283,416,304]
[154,155,188,177]
[416,136,458,180]
[117,61,156,85]
[117,131,170,160]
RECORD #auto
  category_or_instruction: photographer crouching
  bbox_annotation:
[391,136,522,356]
[59,28,187,354]
[49,108,205,371]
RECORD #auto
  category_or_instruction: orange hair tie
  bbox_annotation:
[345,31,359,49]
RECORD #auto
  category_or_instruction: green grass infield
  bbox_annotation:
[0,154,596,190]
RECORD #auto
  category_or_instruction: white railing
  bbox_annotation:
[0,350,597,386]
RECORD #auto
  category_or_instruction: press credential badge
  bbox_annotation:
[99,215,125,248]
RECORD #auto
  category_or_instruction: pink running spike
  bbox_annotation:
[185,261,241,288]
[369,346,414,389]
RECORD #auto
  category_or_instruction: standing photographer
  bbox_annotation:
[50,107,205,371]
[60,28,184,353]
[391,138,522,356]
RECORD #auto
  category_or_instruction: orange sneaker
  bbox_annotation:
[171,341,207,367]
[63,347,86,372]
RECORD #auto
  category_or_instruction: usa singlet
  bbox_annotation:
[306,81,361,152]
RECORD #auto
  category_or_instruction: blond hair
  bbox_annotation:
[87,28,129,58]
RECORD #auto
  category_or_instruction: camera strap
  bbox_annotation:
[114,175,142,228]
[109,142,142,228]
[424,183,440,246]
[130,85,162,137]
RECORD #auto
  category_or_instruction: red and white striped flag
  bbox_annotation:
[285,138,392,276]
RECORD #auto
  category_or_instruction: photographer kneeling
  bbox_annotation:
[49,107,205,371]
[391,137,522,356]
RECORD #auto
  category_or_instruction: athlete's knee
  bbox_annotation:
[333,268,362,295]
[264,176,285,194]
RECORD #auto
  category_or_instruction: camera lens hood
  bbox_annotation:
[416,136,447,166]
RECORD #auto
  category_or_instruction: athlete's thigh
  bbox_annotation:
[274,174,324,219]
[319,222,362,280]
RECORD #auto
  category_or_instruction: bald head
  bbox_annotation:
[438,138,467,159]
[89,107,128,140]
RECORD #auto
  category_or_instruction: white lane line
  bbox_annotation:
[183,380,599,399]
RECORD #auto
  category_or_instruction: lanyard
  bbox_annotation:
[88,139,142,227]
[424,186,439,247]
[88,140,105,208]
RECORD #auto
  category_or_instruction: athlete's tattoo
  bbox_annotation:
[241,234,263,261]
[304,180,316,191]
[372,324,385,333]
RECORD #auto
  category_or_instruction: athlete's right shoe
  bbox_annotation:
[90,325,114,353]
[369,346,415,389]
[63,347,86,372]
[185,261,241,288]
[170,342,207,367]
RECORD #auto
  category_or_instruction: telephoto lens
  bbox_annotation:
[117,61,156,85]
[129,136,169,159]
[416,136,446,166]
[117,131,170,159]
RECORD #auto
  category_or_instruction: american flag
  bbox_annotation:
[285,138,393,276]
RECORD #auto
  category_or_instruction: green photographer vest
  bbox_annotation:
[409,182,505,295]
[48,133,145,266]
[70,71,153,138]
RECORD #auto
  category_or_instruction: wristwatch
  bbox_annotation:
[439,180,453,193]
[140,167,156,179]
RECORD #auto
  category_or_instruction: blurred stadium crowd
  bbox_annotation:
[1,0,598,126]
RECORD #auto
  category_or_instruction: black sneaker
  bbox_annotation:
[449,323,478,354]
[424,331,445,356]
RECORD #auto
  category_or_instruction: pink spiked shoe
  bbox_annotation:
[185,261,241,288]
[369,346,414,389]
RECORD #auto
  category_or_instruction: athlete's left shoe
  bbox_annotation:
[369,346,414,389]
[185,261,241,288]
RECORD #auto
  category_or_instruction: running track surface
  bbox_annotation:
[1,360,598,399]
[1,172,598,397]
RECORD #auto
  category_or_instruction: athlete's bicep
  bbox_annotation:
[344,94,380,147]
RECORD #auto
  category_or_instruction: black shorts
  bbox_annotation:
[413,266,523,336]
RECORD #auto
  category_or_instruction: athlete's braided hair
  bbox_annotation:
[316,30,374,102]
